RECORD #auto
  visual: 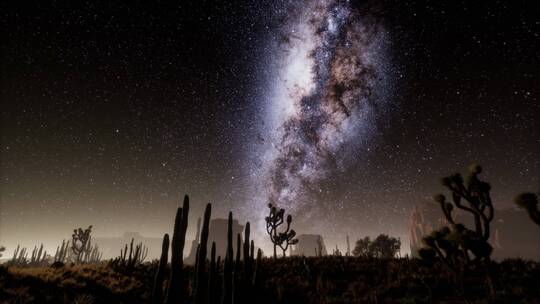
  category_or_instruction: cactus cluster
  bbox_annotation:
[265,203,298,258]
[152,195,263,304]
[71,225,101,263]
[11,245,28,265]
[53,240,70,264]
[110,238,149,270]
[419,164,495,271]
[10,244,49,266]
[29,244,48,266]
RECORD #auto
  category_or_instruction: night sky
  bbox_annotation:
[1,1,538,255]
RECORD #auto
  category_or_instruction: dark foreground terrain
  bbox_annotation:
[1,257,539,304]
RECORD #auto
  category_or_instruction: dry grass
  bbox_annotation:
[1,257,539,303]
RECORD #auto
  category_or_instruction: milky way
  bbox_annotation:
[250,0,393,224]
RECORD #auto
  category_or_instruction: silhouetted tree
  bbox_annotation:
[353,235,401,258]
[515,192,540,226]
[71,225,98,263]
[352,236,371,257]
[419,164,494,275]
[265,203,298,258]
[370,234,401,258]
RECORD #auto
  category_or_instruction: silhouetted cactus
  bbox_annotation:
[438,163,494,241]
[11,245,28,265]
[71,225,93,263]
[515,192,540,226]
[266,203,297,258]
[243,223,252,290]
[265,203,284,259]
[223,211,234,304]
[111,238,148,270]
[194,203,212,304]
[252,248,262,287]
[53,240,69,264]
[277,215,298,257]
[149,195,260,304]
[208,242,219,304]
[152,233,169,304]
[346,235,351,256]
[420,164,495,273]
[165,195,189,304]
[29,244,48,266]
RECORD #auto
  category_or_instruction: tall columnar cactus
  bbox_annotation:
[223,212,234,304]
[12,245,28,265]
[243,223,252,287]
[29,244,47,266]
[252,248,262,287]
[233,233,242,303]
[515,192,540,226]
[54,240,70,263]
[195,203,212,304]
[152,234,169,304]
[346,235,351,256]
[112,238,148,270]
[208,242,219,304]
[165,195,189,304]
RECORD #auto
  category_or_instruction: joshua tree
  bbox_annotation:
[515,192,540,226]
[277,215,298,257]
[419,164,495,272]
[71,225,93,263]
[265,203,298,258]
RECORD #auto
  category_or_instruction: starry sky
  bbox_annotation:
[1,1,538,255]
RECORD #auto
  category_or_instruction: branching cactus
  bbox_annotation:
[277,215,298,257]
[71,225,93,263]
[438,163,494,240]
[420,164,495,269]
[265,203,297,258]
[515,192,540,226]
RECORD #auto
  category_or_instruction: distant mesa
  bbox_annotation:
[185,217,244,265]
[291,234,327,257]
[409,202,540,260]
